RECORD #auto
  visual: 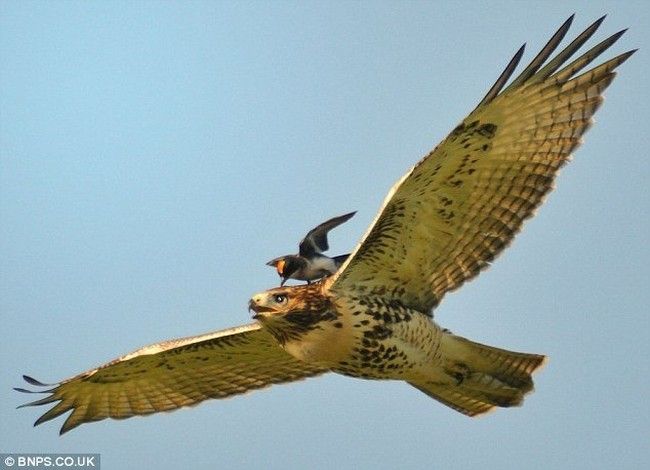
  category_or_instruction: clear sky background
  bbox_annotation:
[1,1,648,469]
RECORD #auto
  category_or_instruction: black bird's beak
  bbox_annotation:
[280,278,287,287]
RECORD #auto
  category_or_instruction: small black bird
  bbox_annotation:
[267,211,356,285]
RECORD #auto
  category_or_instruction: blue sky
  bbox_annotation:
[1,1,648,469]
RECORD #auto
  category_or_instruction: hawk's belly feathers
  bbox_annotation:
[280,296,445,381]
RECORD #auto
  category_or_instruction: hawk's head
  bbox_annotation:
[248,283,337,344]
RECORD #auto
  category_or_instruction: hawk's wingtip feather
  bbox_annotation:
[23,375,54,387]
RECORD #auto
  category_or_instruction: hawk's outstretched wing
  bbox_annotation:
[329,16,635,313]
[16,323,326,434]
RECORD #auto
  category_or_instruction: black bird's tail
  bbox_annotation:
[332,254,351,268]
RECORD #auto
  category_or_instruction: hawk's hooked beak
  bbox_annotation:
[248,299,261,320]
[248,299,260,320]
[248,297,274,320]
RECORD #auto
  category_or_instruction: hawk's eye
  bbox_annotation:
[273,294,288,304]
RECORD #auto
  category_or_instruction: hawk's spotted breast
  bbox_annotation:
[16,15,634,433]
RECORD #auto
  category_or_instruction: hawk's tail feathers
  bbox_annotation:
[409,335,546,416]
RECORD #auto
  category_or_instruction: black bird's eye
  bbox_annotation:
[273,294,287,304]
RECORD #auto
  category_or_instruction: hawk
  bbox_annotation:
[266,211,356,285]
[16,16,634,434]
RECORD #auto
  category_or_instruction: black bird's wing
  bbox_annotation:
[298,211,356,257]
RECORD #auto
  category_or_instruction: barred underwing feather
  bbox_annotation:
[476,44,525,109]
[520,15,606,87]
[499,14,576,93]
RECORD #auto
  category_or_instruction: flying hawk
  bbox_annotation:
[266,211,356,285]
[16,16,634,434]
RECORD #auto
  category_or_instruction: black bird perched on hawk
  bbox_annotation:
[266,211,355,285]
[16,16,635,434]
